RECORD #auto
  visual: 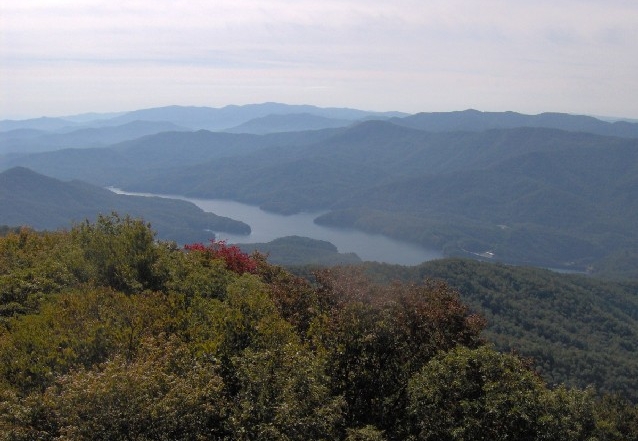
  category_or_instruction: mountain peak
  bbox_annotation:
[1,166,46,180]
[0,167,79,197]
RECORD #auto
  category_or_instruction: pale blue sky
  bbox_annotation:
[1,0,637,119]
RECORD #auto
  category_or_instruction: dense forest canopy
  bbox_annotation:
[1,216,637,440]
[354,259,638,401]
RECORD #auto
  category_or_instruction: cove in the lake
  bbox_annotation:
[109,189,442,265]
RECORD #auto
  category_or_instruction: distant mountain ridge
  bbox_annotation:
[0,117,77,132]
[101,103,406,130]
[0,103,405,133]
[393,109,638,138]
[0,128,341,185]
[225,113,354,134]
[4,106,637,138]
[0,103,405,154]
[0,120,189,155]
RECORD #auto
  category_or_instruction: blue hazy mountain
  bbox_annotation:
[225,113,354,134]
[79,102,407,131]
[392,109,638,138]
[3,108,638,276]
[0,120,189,155]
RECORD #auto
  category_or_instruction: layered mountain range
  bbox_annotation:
[2,104,638,277]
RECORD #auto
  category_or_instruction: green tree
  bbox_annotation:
[0,288,186,394]
[407,345,596,441]
[256,257,325,340]
[230,343,344,441]
[591,394,638,441]
[0,228,78,319]
[315,268,485,439]
[69,213,165,293]
[345,425,386,441]
[8,336,229,441]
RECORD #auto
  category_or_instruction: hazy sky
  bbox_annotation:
[2,0,637,119]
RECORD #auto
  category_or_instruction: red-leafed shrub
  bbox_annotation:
[184,240,257,274]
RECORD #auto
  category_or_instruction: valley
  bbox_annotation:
[3,105,636,278]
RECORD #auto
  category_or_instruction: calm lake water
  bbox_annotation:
[109,189,442,265]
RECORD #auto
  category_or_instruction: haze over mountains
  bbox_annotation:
[2,103,638,278]
[392,109,638,138]
[0,121,189,155]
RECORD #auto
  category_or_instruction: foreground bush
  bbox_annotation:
[0,215,636,440]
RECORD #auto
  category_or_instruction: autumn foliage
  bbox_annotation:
[184,239,258,274]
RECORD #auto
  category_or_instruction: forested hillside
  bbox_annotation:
[0,167,249,243]
[1,217,637,440]
[354,259,638,401]
[0,127,341,185]
[122,123,638,276]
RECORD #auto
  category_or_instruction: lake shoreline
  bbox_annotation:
[107,187,443,265]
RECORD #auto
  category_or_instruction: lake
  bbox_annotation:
[109,189,443,265]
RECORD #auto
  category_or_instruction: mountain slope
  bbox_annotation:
[360,258,638,400]
[0,128,342,185]
[123,122,638,213]
[0,167,249,243]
